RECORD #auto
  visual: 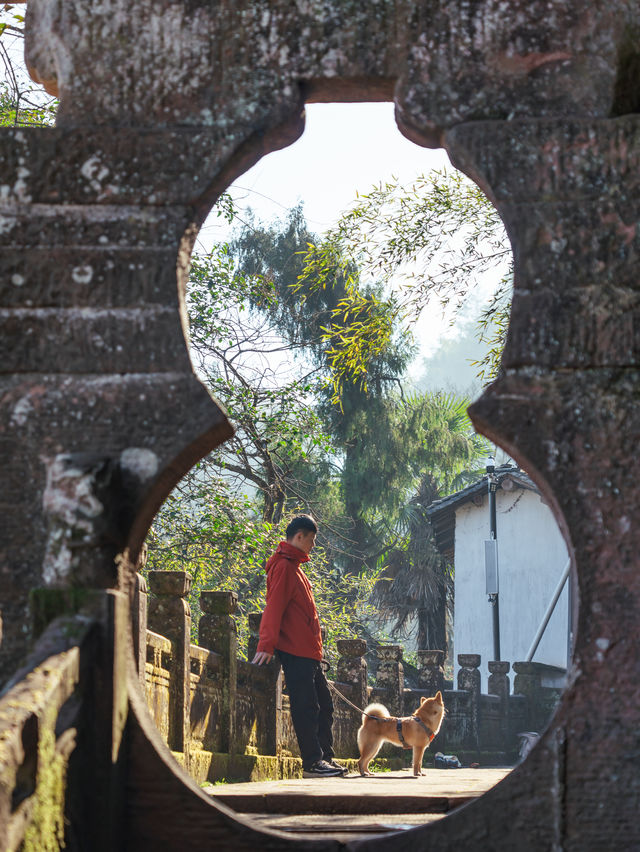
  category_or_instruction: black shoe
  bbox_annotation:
[324,759,348,775]
[302,760,345,778]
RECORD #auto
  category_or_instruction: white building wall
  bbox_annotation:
[453,488,569,691]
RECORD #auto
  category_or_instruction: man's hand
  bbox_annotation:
[251,651,273,665]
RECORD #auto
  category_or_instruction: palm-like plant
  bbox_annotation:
[370,393,488,653]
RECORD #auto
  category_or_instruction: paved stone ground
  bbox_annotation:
[205,767,512,841]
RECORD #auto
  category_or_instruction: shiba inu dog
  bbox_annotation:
[357,691,445,776]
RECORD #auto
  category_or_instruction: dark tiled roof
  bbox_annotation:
[426,465,539,558]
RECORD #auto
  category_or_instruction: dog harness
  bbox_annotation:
[395,716,435,749]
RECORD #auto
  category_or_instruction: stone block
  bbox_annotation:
[148,571,192,598]
[200,591,238,616]
[417,649,445,694]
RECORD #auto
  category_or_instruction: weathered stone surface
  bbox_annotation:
[246,612,263,663]
[0,365,230,679]
[487,660,510,707]
[24,1,637,145]
[334,639,368,757]
[198,591,238,754]
[457,655,481,751]
[450,117,640,848]
[148,571,192,752]
[132,569,148,686]
[200,591,238,616]
[148,571,192,598]
[336,638,367,658]
[448,117,640,372]
[375,645,404,716]
[376,644,403,663]
[1,1,640,849]
[417,649,445,694]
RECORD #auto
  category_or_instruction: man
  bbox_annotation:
[252,514,346,777]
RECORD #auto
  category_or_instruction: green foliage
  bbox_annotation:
[146,470,382,661]
[146,473,272,647]
[472,275,512,382]
[368,393,487,650]
[187,226,336,526]
[148,197,385,656]
[296,169,513,392]
[22,726,66,852]
[148,185,491,661]
[0,82,57,126]
[0,8,58,127]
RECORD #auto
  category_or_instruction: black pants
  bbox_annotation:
[277,650,335,769]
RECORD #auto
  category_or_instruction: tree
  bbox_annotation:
[0,6,57,126]
[296,169,513,393]
[148,200,385,657]
[234,197,501,656]
[188,243,333,525]
[150,180,494,660]
[232,207,427,571]
[232,206,488,570]
[146,471,382,660]
[369,393,487,651]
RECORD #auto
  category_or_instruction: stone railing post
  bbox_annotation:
[199,591,238,754]
[488,660,510,712]
[148,570,191,753]
[336,639,368,712]
[247,611,282,755]
[247,611,262,662]
[417,650,445,695]
[457,654,481,750]
[132,572,148,689]
[513,661,544,730]
[376,645,404,715]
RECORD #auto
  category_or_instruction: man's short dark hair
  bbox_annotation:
[285,514,318,540]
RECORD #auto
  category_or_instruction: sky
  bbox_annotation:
[197,102,450,242]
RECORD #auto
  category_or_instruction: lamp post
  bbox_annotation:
[485,456,501,661]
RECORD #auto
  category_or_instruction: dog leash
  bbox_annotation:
[327,680,382,719]
[327,680,435,741]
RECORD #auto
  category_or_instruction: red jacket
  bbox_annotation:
[256,541,323,660]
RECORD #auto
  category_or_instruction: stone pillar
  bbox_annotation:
[148,570,191,753]
[132,572,148,689]
[247,611,262,662]
[417,650,445,695]
[488,661,510,706]
[446,116,640,837]
[457,654,481,750]
[246,610,282,755]
[489,661,510,742]
[376,645,404,716]
[336,639,368,712]
[513,661,544,731]
[199,591,238,753]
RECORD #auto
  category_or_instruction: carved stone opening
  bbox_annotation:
[1,3,638,848]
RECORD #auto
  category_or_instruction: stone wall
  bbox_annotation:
[3,1,640,848]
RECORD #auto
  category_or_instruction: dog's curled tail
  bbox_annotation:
[362,703,390,724]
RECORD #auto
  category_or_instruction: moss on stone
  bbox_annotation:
[21,724,67,852]
[30,588,96,639]
[180,749,380,784]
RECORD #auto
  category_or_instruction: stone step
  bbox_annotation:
[206,767,512,819]
[213,790,474,815]
[241,812,448,842]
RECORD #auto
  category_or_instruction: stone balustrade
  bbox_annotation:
[142,570,562,782]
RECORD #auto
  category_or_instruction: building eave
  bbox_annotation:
[426,465,539,558]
